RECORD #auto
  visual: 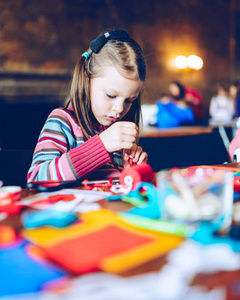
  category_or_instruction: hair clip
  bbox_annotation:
[90,30,134,54]
[82,52,90,60]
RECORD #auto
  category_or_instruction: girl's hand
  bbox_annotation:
[99,121,138,153]
[123,144,148,167]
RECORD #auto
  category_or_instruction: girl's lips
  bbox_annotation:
[107,116,120,122]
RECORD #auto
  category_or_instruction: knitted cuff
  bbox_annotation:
[69,135,112,177]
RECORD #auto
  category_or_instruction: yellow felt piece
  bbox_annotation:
[23,209,156,247]
[100,229,184,274]
[22,210,115,247]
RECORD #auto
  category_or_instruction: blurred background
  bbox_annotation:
[0,0,238,116]
[0,0,239,186]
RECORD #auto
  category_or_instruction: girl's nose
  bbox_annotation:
[112,99,124,113]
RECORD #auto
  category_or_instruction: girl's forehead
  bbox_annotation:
[92,66,143,94]
[100,65,138,80]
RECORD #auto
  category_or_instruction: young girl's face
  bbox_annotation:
[90,66,142,126]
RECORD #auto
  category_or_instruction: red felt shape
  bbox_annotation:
[44,225,153,274]
[120,163,154,188]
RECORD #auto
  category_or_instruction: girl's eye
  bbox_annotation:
[126,98,136,104]
[107,94,116,99]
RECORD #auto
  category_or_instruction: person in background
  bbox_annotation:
[141,103,158,128]
[229,82,240,162]
[27,30,148,182]
[229,117,240,162]
[209,82,234,124]
[155,81,194,128]
[185,87,204,120]
[229,81,240,118]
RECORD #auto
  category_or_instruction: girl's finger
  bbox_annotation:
[137,152,148,164]
[132,146,142,162]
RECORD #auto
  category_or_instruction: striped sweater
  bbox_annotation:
[27,107,123,182]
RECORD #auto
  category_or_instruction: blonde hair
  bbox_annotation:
[69,35,146,139]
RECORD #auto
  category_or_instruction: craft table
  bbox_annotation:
[1,164,240,300]
[139,125,214,138]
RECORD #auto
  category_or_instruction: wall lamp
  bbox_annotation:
[174,55,203,70]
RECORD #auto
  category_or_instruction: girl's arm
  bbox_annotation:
[27,108,114,182]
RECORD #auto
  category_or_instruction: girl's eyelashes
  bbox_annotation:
[126,99,134,104]
[126,97,137,104]
[106,93,137,103]
[106,94,116,99]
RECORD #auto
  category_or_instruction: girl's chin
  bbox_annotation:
[102,116,119,126]
[97,118,113,126]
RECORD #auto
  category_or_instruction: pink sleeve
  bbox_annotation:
[69,135,112,177]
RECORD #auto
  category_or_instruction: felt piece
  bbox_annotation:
[23,209,184,274]
[120,163,154,189]
[45,225,153,274]
[127,183,162,219]
[0,225,18,246]
[22,209,78,229]
[119,212,193,237]
[191,222,240,252]
[0,240,66,296]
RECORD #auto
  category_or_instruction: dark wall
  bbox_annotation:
[0,0,233,117]
[139,129,232,173]
[0,100,60,149]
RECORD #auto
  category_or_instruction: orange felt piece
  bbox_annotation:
[45,225,153,274]
[23,210,184,275]
[0,225,18,246]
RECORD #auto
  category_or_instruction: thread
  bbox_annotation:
[120,163,154,189]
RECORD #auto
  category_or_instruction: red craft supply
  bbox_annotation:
[234,177,240,193]
[0,186,23,215]
[0,186,22,203]
[44,224,153,274]
[120,163,154,188]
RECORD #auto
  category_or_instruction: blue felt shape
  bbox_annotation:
[127,183,162,219]
[22,209,78,229]
[190,222,240,252]
[0,240,66,296]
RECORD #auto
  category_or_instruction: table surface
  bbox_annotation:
[2,163,240,299]
[140,126,214,138]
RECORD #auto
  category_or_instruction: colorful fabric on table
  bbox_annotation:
[0,240,66,297]
[22,209,184,274]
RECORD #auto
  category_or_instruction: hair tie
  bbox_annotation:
[82,52,90,60]
[89,30,141,54]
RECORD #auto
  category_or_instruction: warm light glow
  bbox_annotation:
[174,55,188,69]
[187,55,203,70]
[173,54,203,70]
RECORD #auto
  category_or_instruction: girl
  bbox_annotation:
[27,30,148,182]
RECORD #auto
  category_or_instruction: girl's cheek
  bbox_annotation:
[125,104,133,114]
